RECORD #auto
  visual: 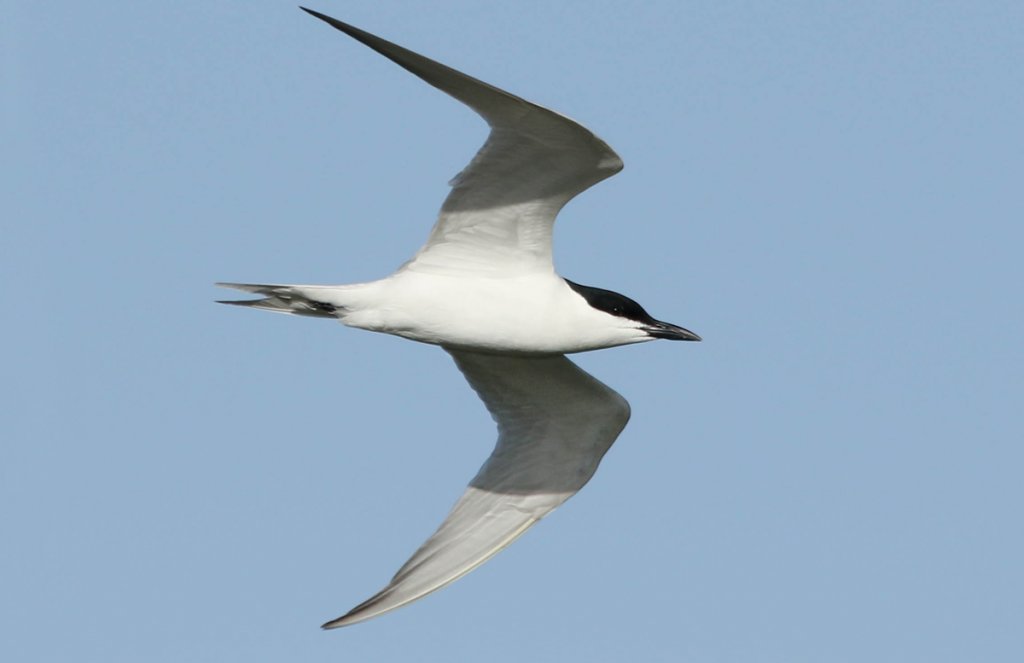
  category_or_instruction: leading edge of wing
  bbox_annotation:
[300,7,622,218]
[301,6,530,126]
[322,351,630,628]
[299,7,621,156]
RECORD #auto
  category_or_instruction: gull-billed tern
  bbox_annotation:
[218,7,701,628]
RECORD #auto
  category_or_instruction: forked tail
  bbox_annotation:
[216,282,342,318]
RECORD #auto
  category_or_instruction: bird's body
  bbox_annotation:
[223,273,661,354]
[219,7,699,628]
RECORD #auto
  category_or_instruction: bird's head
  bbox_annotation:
[564,279,701,346]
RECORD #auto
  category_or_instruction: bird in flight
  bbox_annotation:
[219,7,700,628]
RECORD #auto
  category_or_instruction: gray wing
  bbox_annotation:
[322,350,630,628]
[301,8,624,275]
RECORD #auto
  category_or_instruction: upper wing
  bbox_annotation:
[301,8,624,276]
[322,350,631,628]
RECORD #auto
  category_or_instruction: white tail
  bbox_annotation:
[216,282,341,318]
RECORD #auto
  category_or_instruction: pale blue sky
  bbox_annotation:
[4,1,1022,661]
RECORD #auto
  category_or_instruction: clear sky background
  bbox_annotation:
[4,1,1022,661]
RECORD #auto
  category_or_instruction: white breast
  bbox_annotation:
[339,271,650,354]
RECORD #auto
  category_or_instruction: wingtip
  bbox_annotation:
[299,6,343,29]
[298,5,365,40]
[321,606,367,630]
[320,617,346,630]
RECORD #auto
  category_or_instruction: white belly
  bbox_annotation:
[338,271,645,355]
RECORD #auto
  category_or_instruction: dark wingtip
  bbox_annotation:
[299,6,342,28]
[321,616,346,630]
[298,6,372,46]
